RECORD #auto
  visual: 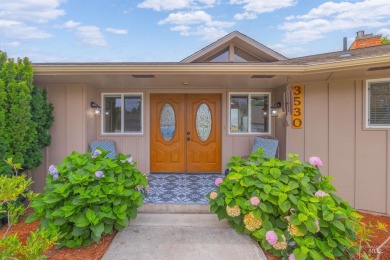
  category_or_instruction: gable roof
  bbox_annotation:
[181,31,288,63]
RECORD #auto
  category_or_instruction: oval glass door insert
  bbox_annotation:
[196,103,212,141]
[160,103,175,141]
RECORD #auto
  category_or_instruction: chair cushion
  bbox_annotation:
[251,137,278,158]
[90,140,117,159]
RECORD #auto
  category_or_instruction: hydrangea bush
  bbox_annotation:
[208,150,360,260]
[26,149,148,248]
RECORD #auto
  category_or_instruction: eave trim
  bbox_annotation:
[33,55,390,76]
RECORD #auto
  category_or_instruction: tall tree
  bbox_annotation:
[0,51,53,174]
[0,58,8,173]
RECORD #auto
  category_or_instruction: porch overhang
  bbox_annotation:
[33,55,390,76]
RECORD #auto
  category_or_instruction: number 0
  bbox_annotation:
[293,119,302,127]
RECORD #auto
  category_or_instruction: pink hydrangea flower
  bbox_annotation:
[315,190,329,198]
[284,216,290,222]
[265,231,278,245]
[309,156,323,167]
[315,219,320,232]
[250,196,260,206]
[288,254,295,260]
[215,177,223,186]
[210,192,218,200]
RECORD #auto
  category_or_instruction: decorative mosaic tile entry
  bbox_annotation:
[144,174,222,204]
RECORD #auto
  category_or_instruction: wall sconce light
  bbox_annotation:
[90,102,101,116]
[262,106,268,117]
[270,102,282,117]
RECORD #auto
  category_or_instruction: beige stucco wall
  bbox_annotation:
[286,75,390,215]
[32,84,91,192]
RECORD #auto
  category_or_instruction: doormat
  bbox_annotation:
[144,174,223,204]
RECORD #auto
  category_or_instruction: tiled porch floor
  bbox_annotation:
[144,173,222,204]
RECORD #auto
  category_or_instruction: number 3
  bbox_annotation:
[293,86,301,95]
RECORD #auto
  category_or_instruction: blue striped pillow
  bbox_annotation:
[90,141,117,159]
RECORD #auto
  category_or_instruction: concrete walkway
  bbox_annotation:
[103,212,267,260]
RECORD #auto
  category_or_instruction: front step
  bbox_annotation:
[129,213,229,227]
[103,213,268,260]
[138,203,211,214]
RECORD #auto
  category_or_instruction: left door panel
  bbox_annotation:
[150,94,185,172]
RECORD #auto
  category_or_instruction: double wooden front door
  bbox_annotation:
[151,94,221,173]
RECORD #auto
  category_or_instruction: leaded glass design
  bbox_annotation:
[196,103,212,141]
[160,103,175,141]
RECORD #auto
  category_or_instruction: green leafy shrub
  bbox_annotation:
[0,158,56,259]
[208,150,360,260]
[26,149,148,248]
[0,228,58,260]
[0,158,33,233]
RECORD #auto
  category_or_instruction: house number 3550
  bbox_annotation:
[291,85,304,129]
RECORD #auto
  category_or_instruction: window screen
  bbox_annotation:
[368,81,390,126]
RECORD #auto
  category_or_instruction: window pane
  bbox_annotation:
[234,47,261,62]
[251,95,269,133]
[230,95,248,133]
[104,96,122,133]
[206,47,229,62]
[369,82,390,126]
[160,103,175,141]
[124,95,142,132]
[196,103,212,141]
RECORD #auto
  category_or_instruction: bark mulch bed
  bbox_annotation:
[0,209,116,260]
[1,210,389,259]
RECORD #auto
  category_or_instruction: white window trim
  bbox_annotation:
[101,93,144,135]
[228,92,272,135]
[366,78,390,129]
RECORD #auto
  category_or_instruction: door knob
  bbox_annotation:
[187,137,190,141]
[187,131,190,135]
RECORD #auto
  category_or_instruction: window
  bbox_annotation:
[229,93,270,134]
[102,93,143,134]
[205,45,262,63]
[367,79,390,128]
[206,47,229,62]
[234,47,261,62]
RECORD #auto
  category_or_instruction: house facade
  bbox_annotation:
[32,31,390,215]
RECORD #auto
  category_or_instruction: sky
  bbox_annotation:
[0,0,389,63]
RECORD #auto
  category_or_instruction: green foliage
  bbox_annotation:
[0,158,33,232]
[208,150,360,259]
[0,228,58,259]
[0,158,56,259]
[381,36,390,45]
[0,175,32,203]
[0,51,54,175]
[26,149,148,248]
[31,87,54,150]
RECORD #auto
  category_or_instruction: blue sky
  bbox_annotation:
[0,0,389,62]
